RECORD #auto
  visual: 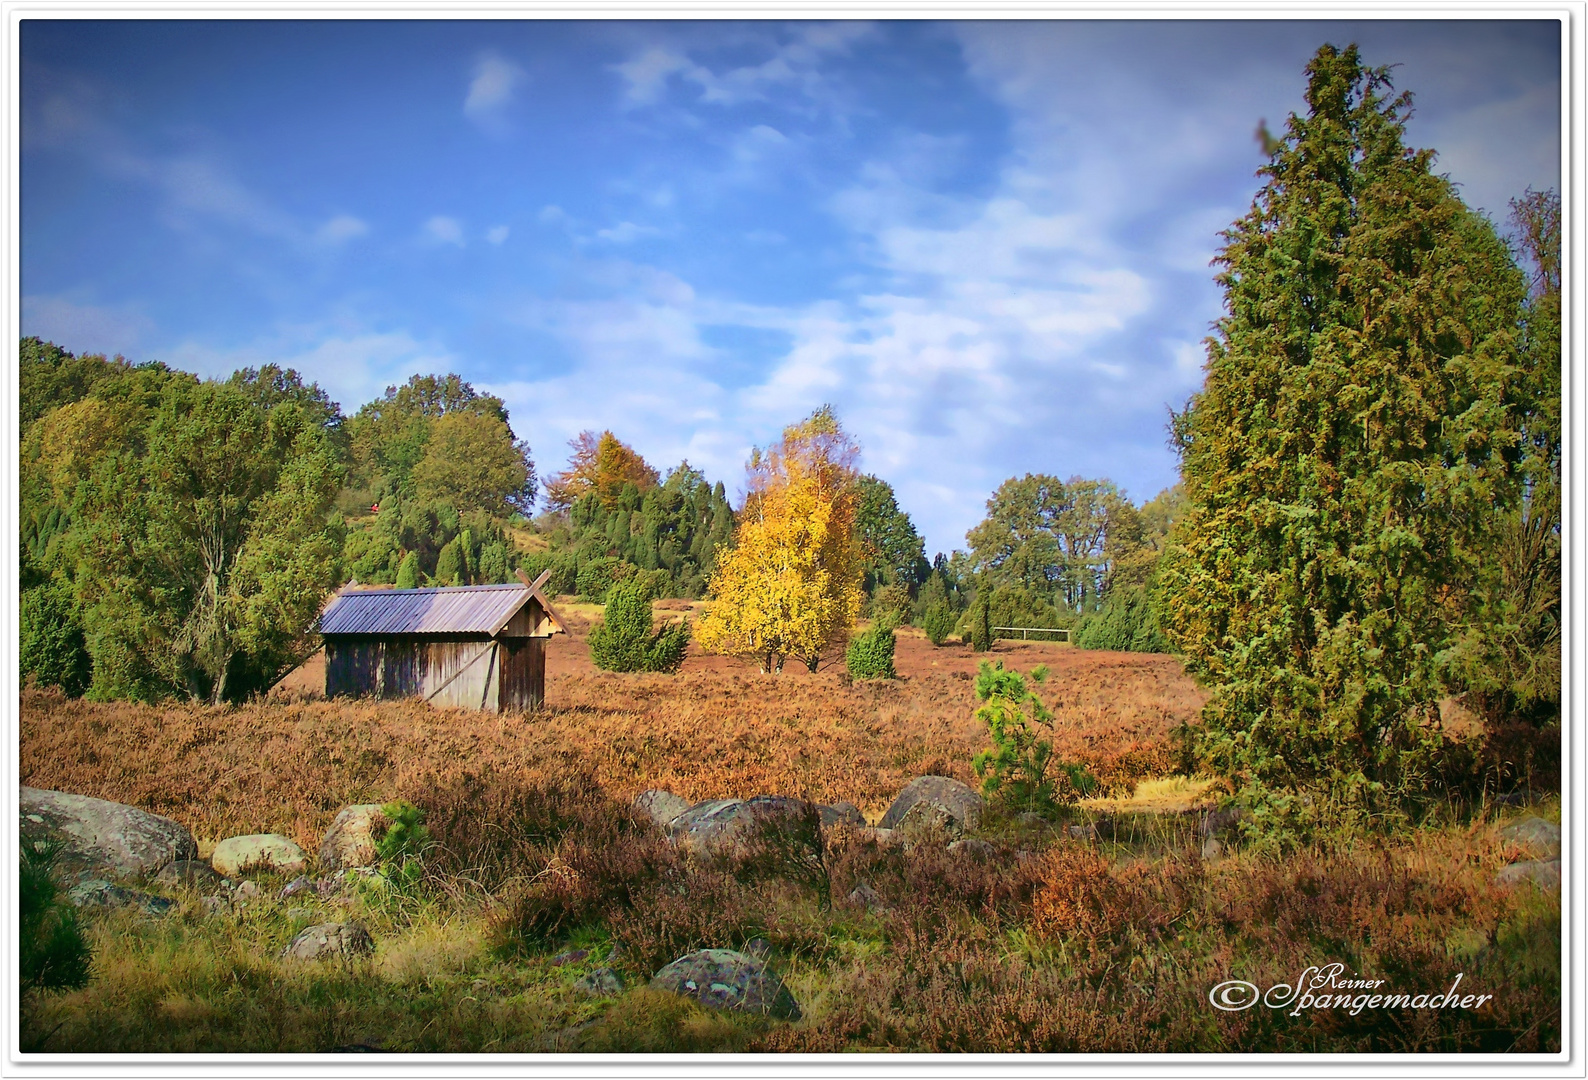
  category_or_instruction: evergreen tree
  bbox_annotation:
[395,550,420,589]
[1157,45,1530,811]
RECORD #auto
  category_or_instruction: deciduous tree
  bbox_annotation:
[695,407,864,673]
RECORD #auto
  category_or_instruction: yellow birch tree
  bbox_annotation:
[695,406,864,673]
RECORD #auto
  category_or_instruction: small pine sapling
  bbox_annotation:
[845,618,897,679]
[972,661,1095,818]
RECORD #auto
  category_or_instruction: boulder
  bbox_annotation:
[575,967,624,997]
[318,805,388,872]
[649,948,801,1020]
[634,790,693,829]
[20,786,197,880]
[1500,817,1561,859]
[550,947,589,967]
[212,834,309,877]
[818,802,866,828]
[281,922,375,962]
[878,776,983,837]
[154,859,226,893]
[67,878,176,916]
[668,796,819,860]
[1496,859,1561,890]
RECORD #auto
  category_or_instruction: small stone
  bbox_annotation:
[287,907,314,921]
[232,880,263,904]
[281,922,375,961]
[606,942,626,964]
[1201,837,1224,862]
[1496,859,1561,890]
[211,833,309,878]
[650,948,800,1020]
[155,860,226,893]
[201,895,231,916]
[818,802,866,828]
[744,937,771,959]
[319,805,389,872]
[947,838,995,859]
[575,967,624,996]
[550,947,589,967]
[279,875,315,900]
[847,880,882,908]
[67,878,175,916]
[1068,824,1098,841]
[1015,812,1055,833]
[1500,817,1561,858]
[1199,805,1243,839]
[633,790,693,829]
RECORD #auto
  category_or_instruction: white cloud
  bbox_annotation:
[464,53,523,132]
[592,221,662,244]
[614,23,876,109]
[315,214,369,245]
[424,216,466,247]
[486,225,510,245]
[161,323,456,416]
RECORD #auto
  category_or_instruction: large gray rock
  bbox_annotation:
[878,776,983,837]
[634,790,693,829]
[319,805,387,872]
[280,922,375,962]
[649,948,801,1020]
[20,786,197,880]
[1497,859,1561,890]
[1500,817,1561,858]
[667,796,819,859]
[212,834,309,877]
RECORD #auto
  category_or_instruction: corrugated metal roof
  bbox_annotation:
[319,584,539,636]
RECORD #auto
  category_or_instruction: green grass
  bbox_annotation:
[21,796,1562,1054]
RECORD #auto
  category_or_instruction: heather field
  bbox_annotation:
[18,620,1561,1055]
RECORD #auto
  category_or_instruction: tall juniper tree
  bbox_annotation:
[1158,44,1530,814]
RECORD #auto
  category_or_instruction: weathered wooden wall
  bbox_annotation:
[325,634,545,712]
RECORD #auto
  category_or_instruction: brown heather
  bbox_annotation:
[18,631,1558,1054]
[20,634,1193,849]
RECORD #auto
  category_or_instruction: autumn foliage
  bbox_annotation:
[543,430,661,510]
[695,406,864,673]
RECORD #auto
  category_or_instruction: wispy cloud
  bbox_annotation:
[315,214,369,246]
[486,224,510,245]
[613,23,876,108]
[423,215,466,247]
[464,53,524,134]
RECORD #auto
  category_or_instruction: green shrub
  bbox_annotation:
[588,584,690,674]
[845,622,897,679]
[21,582,91,697]
[477,541,512,584]
[519,551,577,596]
[434,538,465,586]
[970,589,993,653]
[1073,584,1170,653]
[921,601,956,646]
[972,661,1095,817]
[576,557,628,603]
[377,799,431,892]
[20,840,91,997]
[868,583,912,627]
[395,551,420,589]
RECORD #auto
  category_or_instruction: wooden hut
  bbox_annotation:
[318,572,565,712]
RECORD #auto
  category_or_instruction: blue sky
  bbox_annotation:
[20,18,1561,556]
